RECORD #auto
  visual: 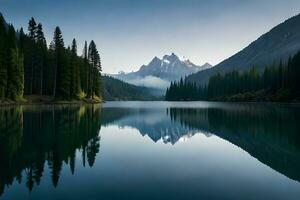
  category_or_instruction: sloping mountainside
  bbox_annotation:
[188,13,300,86]
[102,75,163,101]
[114,53,212,89]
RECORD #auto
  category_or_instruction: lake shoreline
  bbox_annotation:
[2,98,300,106]
[0,95,102,106]
[164,100,300,105]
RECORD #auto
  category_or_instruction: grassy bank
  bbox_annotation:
[0,95,102,106]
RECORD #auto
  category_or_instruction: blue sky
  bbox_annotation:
[1,0,300,73]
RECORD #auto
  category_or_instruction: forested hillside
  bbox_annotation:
[0,14,102,103]
[166,51,300,102]
[187,13,300,86]
[102,75,161,101]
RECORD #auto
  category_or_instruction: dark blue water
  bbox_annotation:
[0,102,300,200]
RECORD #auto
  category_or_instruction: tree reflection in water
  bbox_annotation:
[0,105,102,195]
[167,104,300,182]
[1,103,300,197]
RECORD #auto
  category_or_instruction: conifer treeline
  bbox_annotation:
[0,14,102,101]
[166,51,300,101]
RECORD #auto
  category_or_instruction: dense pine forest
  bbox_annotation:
[166,51,300,102]
[0,14,102,103]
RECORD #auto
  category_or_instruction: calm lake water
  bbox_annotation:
[0,101,300,200]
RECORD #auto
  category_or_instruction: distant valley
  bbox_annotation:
[102,75,164,101]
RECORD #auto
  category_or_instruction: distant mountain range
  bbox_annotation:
[113,53,212,89]
[187,13,300,86]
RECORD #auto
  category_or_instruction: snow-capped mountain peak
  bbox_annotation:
[162,53,179,62]
[113,53,212,89]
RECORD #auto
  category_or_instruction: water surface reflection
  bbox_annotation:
[0,102,299,200]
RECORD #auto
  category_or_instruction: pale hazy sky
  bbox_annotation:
[1,0,300,73]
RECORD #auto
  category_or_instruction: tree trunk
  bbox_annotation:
[40,59,43,96]
[91,69,94,99]
[53,63,57,97]
[30,63,33,95]
[86,63,89,96]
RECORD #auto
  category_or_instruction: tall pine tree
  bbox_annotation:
[0,14,7,100]
[27,17,37,94]
[52,26,67,98]
[87,40,101,98]
[70,39,80,98]
[36,23,47,95]
[82,41,88,94]
[10,47,24,100]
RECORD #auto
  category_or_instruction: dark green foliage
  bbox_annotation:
[165,77,206,101]
[36,23,46,46]
[9,47,24,100]
[81,41,88,94]
[102,75,160,100]
[0,14,7,99]
[52,26,68,98]
[87,40,102,98]
[0,13,103,101]
[4,24,24,100]
[28,17,37,40]
[36,23,47,95]
[206,66,261,99]
[166,51,300,102]
[26,18,37,94]
[70,39,80,98]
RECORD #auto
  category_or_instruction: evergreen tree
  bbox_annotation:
[0,14,103,102]
[88,40,101,98]
[27,17,38,94]
[81,41,88,94]
[70,39,80,98]
[6,25,17,99]
[52,26,69,98]
[36,23,47,95]
[28,17,37,41]
[36,23,46,46]
[0,14,7,100]
[9,47,24,100]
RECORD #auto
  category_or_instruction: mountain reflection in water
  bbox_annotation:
[0,102,299,198]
